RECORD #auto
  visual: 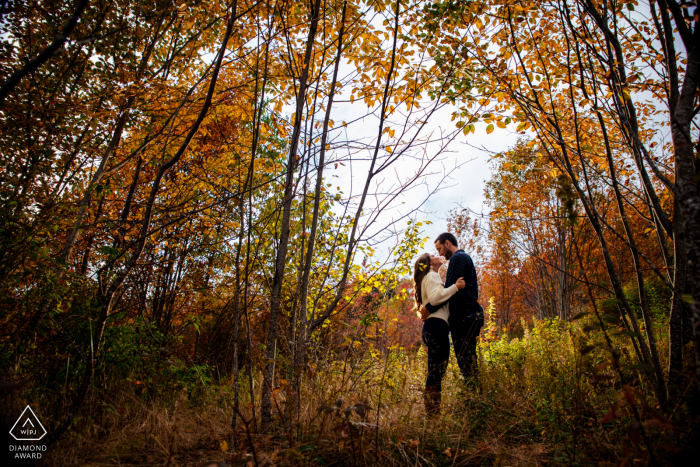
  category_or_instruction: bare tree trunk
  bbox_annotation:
[650,0,693,403]
[593,103,667,410]
[670,45,700,384]
[293,0,348,419]
[231,5,272,432]
[668,199,687,401]
[230,227,243,441]
[656,0,700,383]
[78,187,109,275]
[261,0,323,431]
[308,0,403,334]
[557,223,567,320]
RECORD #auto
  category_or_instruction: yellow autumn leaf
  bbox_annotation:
[486,124,494,134]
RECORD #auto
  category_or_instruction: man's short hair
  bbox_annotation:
[435,232,458,248]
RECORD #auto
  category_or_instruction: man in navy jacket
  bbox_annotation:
[421,232,484,379]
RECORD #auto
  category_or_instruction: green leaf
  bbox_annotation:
[681,294,694,304]
[486,124,494,134]
[626,3,634,11]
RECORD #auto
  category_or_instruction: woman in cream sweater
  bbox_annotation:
[413,253,465,417]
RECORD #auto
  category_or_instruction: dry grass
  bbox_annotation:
[28,318,692,466]
[43,376,554,467]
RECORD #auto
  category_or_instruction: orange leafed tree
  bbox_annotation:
[423,0,699,410]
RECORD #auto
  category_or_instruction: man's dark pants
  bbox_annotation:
[449,314,484,378]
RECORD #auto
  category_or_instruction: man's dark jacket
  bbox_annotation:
[425,249,483,316]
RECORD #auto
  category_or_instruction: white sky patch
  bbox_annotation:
[302,81,519,264]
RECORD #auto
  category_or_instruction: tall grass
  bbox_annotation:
[11,317,692,466]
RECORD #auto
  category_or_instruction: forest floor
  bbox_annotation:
[40,320,697,466]
[45,380,560,466]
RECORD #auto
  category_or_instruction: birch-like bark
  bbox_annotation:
[655,0,699,387]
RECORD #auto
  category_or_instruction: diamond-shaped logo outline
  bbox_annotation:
[9,405,47,441]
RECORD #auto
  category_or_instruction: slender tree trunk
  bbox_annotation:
[261,0,322,431]
[293,0,348,418]
[650,0,694,397]
[537,89,664,405]
[231,4,272,432]
[670,49,700,383]
[231,233,242,433]
[309,0,403,334]
[595,108,668,410]
[60,110,129,263]
[554,6,669,407]
[656,0,700,382]
[79,192,106,275]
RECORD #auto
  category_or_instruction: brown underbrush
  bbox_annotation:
[8,318,698,466]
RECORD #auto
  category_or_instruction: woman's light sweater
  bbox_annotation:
[420,270,459,324]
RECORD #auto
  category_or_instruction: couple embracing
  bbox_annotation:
[413,232,484,417]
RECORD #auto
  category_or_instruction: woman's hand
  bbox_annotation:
[455,277,466,290]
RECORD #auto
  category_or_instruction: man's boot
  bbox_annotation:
[424,385,441,417]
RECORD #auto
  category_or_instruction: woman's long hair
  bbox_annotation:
[413,253,431,306]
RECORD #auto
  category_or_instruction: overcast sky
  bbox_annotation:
[315,88,520,265]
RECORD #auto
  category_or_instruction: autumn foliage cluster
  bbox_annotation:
[1,0,699,465]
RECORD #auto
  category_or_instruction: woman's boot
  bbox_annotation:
[424,385,441,417]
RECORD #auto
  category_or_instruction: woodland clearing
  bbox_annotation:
[1,1,699,465]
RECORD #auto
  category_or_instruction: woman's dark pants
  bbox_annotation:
[421,317,450,388]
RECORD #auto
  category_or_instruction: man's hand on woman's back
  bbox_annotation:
[420,305,430,321]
